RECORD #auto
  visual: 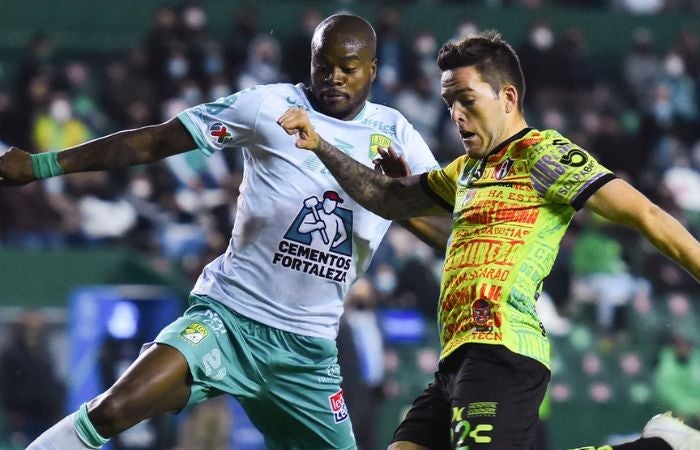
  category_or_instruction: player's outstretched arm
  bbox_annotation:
[585,178,700,282]
[0,117,197,186]
[277,107,443,221]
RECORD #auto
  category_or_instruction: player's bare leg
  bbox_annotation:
[88,343,192,436]
[27,343,191,449]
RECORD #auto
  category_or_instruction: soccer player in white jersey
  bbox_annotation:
[0,14,448,450]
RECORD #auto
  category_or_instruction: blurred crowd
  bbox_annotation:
[1,1,700,448]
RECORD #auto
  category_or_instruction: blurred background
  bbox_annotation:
[0,0,699,449]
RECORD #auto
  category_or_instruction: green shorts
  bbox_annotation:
[152,294,357,450]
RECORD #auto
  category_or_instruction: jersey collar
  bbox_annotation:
[487,127,533,161]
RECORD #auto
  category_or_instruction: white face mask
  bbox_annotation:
[415,35,437,56]
[49,98,72,123]
[664,54,685,76]
[531,27,554,50]
[457,22,478,38]
[374,270,397,294]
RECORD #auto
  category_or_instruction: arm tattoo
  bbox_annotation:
[314,137,438,220]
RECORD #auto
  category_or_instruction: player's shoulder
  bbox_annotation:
[523,129,576,160]
[357,100,415,140]
[234,82,302,101]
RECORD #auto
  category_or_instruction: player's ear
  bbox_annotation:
[369,58,377,83]
[502,84,517,114]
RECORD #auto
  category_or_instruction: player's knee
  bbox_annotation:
[87,390,141,436]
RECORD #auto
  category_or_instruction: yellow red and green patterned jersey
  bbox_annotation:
[420,128,616,368]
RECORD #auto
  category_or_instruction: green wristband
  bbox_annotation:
[30,152,64,179]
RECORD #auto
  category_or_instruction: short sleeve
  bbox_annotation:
[403,126,441,175]
[528,132,616,209]
[177,86,267,156]
[422,156,467,212]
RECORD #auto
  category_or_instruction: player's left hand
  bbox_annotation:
[373,146,410,178]
[277,108,320,152]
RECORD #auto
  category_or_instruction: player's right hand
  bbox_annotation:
[0,147,35,186]
[276,108,321,152]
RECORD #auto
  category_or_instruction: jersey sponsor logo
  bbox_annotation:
[286,96,310,110]
[559,148,588,167]
[208,122,232,145]
[458,187,477,208]
[451,408,495,447]
[368,133,392,159]
[459,199,540,225]
[360,118,397,137]
[470,298,503,333]
[329,389,349,424]
[272,192,354,283]
[466,402,498,418]
[444,237,524,270]
[180,322,209,344]
[494,158,515,180]
[200,309,227,336]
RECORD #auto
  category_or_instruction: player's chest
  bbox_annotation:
[453,157,542,225]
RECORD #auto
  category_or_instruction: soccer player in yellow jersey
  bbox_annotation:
[278,30,700,450]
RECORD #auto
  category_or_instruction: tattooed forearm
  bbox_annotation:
[313,137,436,220]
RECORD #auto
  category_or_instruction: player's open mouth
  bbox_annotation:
[460,131,476,141]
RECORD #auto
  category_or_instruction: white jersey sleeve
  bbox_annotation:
[177,85,270,156]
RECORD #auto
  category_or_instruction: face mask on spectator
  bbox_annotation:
[210,84,231,100]
[167,57,188,79]
[49,98,72,123]
[531,26,554,50]
[664,54,685,77]
[375,270,397,294]
[181,86,202,105]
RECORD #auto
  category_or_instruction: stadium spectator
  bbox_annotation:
[32,91,92,153]
[0,310,64,448]
[653,333,700,428]
[340,278,386,450]
[282,7,324,85]
[0,14,450,450]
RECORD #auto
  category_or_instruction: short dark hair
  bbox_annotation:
[437,30,525,111]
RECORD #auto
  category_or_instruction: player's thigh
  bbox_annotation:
[88,343,191,433]
[451,345,550,450]
[149,299,264,408]
[390,372,452,450]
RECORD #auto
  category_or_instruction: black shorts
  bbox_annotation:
[391,344,550,449]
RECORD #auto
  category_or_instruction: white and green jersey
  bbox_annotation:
[178,83,439,339]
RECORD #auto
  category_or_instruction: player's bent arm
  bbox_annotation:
[399,216,452,253]
[584,178,700,282]
[314,137,445,220]
[57,117,196,174]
